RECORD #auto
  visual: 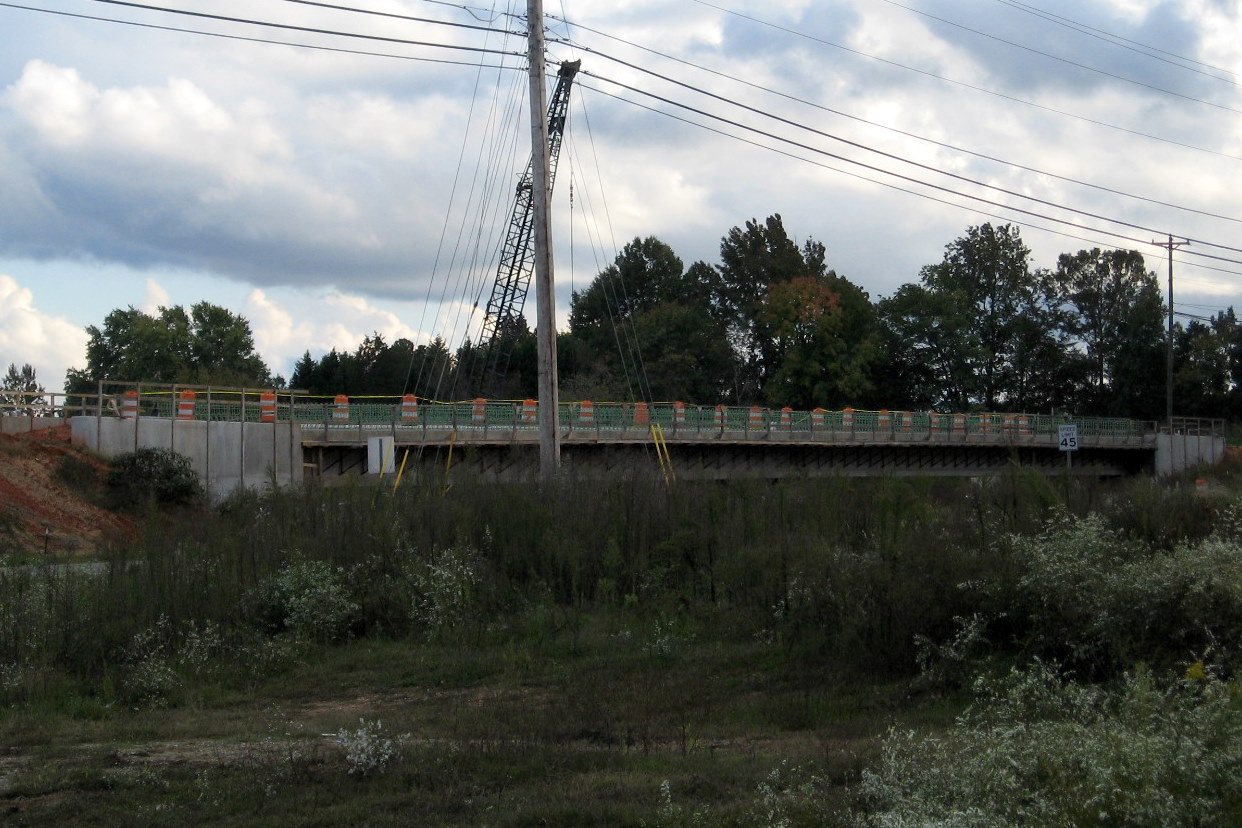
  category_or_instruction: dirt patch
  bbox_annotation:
[0,425,135,556]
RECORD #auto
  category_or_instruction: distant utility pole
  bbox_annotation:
[528,0,560,478]
[1152,234,1189,434]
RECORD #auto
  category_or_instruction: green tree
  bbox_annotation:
[877,283,969,409]
[565,237,732,403]
[66,303,272,391]
[1,363,45,414]
[570,236,704,331]
[1174,310,1240,419]
[184,302,270,385]
[888,224,1065,410]
[760,272,883,409]
[709,215,823,401]
[1054,248,1165,417]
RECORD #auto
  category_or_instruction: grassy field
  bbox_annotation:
[2,461,1241,825]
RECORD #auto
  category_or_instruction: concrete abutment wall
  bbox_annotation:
[71,416,303,499]
[1154,433,1227,477]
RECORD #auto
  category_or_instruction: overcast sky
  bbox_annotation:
[1,0,1240,395]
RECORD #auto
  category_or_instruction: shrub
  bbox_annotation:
[107,447,203,509]
[408,547,482,639]
[257,559,359,643]
[55,454,101,495]
[335,718,407,776]
[855,663,1242,827]
[1004,511,1242,673]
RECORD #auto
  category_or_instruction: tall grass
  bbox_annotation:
[0,470,1234,705]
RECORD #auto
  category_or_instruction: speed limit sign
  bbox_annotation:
[1058,424,1079,452]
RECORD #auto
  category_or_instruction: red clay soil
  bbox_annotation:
[0,425,135,556]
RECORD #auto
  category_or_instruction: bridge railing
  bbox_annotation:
[287,399,1154,447]
[80,383,1158,448]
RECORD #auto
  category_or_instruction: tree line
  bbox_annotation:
[64,217,1242,420]
[289,217,1239,420]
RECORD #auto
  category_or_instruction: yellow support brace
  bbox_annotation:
[650,423,674,486]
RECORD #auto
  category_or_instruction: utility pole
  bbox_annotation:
[528,0,560,478]
[1152,234,1189,434]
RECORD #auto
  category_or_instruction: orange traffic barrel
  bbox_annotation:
[521,399,537,424]
[674,401,686,425]
[260,390,277,423]
[843,407,855,430]
[579,400,594,425]
[176,389,196,420]
[952,413,966,435]
[634,402,650,425]
[472,398,487,425]
[401,394,419,423]
[748,406,763,429]
[333,394,349,423]
[714,404,726,428]
[121,390,139,419]
[812,408,826,429]
[780,407,792,428]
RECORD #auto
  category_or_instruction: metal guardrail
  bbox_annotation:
[1169,417,1227,438]
[285,402,1156,447]
[61,382,1181,448]
[0,391,96,418]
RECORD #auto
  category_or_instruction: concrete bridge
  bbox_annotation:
[62,388,1227,496]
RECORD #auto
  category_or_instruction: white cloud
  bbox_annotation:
[244,288,472,381]
[0,274,89,393]
[0,0,1240,380]
[142,278,172,314]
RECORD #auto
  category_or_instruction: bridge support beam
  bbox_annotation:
[305,439,1151,484]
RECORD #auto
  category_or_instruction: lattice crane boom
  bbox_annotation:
[470,59,580,395]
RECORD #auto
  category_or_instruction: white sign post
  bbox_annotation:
[1058,423,1079,474]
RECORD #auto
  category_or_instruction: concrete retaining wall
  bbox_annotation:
[1155,432,1227,477]
[0,416,67,435]
[71,416,303,499]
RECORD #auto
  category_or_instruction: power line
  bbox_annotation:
[575,59,1242,262]
[685,0,1242,163]
[572,80,1178,273]
[80,0,525,54]
[876,0,1242,111]
[272,0,519,35]
[992,0,1239,81]
[32,0,1242,262]
[551,18,1242,227]
[0,1,524,64]
[578,70,1242,270]
[12,1,1242,284]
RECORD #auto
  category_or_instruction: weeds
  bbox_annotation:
[855,663,1242,827]
[3,475,1241,825]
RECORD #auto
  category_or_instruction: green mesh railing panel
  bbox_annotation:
[115,394,1156,443]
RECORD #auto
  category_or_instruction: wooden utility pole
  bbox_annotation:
[528,0,560,477]
[1152,234,1189,434]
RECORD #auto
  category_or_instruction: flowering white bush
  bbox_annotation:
[336,718,407,776]
[1007,512,1242,671]
[855,663,1242,827]
[123,615,181,706]
[642,779,709,828]
[263,559,359,643]
[409,547,481,637]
